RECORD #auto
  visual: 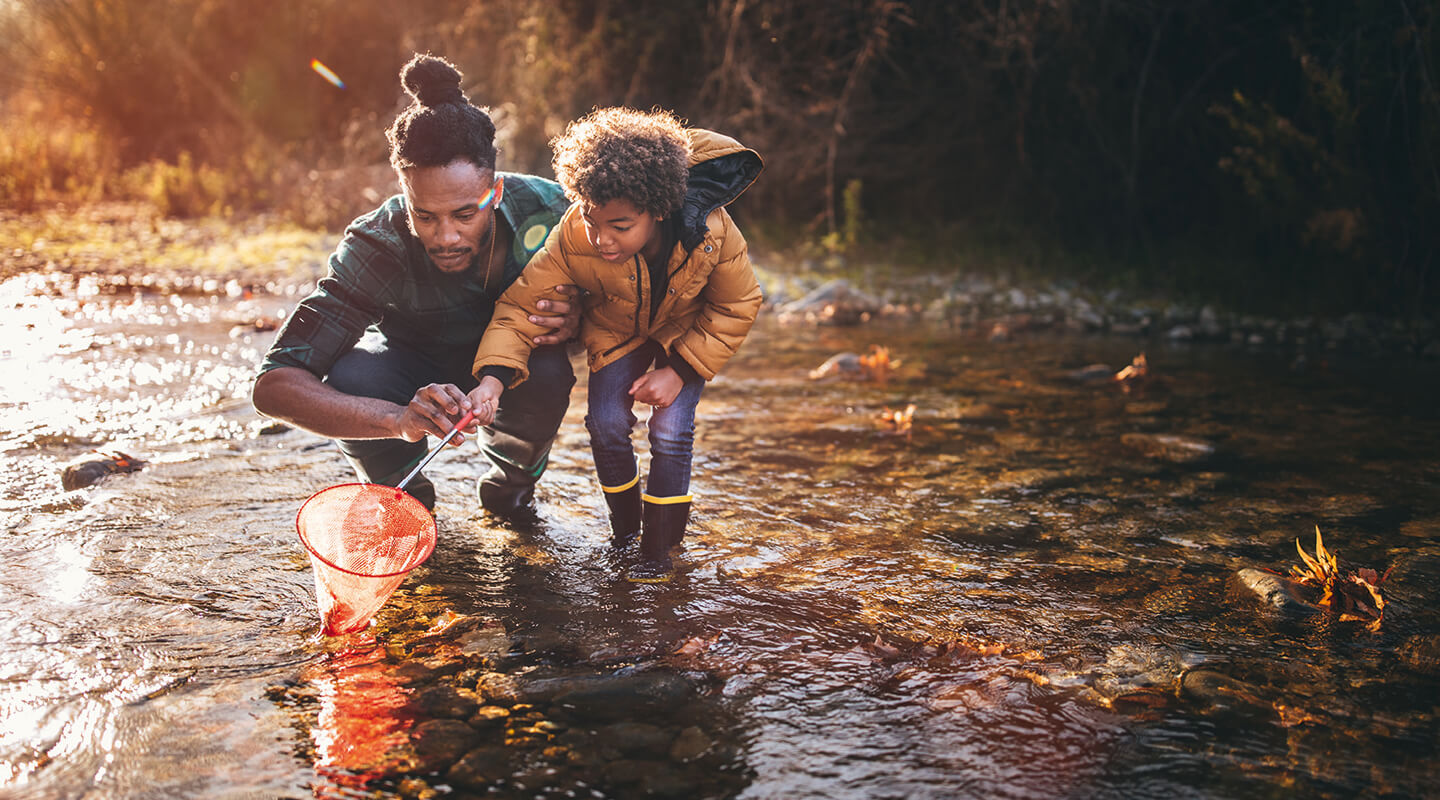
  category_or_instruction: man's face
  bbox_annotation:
[579,198,664,264]
[400,160,502,273]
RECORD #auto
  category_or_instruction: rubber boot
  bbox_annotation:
[626,496,691,583]
[602,478,642,547]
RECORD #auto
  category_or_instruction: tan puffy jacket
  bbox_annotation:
[472,129,763,385]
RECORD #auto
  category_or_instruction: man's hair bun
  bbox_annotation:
[387,52,498,171]
[401,54,466,107]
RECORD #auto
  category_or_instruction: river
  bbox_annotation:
[2,270,1438,799]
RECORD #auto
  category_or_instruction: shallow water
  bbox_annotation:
[2,271,1438,799]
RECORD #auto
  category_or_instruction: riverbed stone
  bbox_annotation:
[456,621,511,662]
[411,718,479,769]
[602,757,693,796]
[519,671,696,721]
[391,660,441,686]
[668,725,711,762]
[445,745,512,788]
[1179,667,1271,713]
[1398,634,1440,675]
[596,721,673,757]
[476,672,522,706]
[466,705,510,731]
[1234,568,1319,614]
[413,684,480,719]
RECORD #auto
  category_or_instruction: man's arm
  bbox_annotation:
[253,286,581,443]
[252,367,477,444]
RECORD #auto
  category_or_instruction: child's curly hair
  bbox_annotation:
[550,107,691,218]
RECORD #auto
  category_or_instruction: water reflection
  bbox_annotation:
[308,641,418,791]
[1,275,1438,798]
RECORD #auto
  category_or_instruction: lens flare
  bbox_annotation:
[475,186,497,212]
[310,59,345,90]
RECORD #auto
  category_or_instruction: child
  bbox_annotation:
[467,107,763,582]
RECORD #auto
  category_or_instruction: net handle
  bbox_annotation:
[397,408,476,491]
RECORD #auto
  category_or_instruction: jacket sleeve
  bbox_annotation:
[472,224,577,387]
[669,211,763,380]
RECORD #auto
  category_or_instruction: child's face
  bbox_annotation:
[580,199,664,264]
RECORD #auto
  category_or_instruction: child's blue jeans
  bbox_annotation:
[585,340,705,498]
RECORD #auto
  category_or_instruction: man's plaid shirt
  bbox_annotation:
[259,172,569,378]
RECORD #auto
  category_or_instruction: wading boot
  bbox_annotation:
[625,495,691,584]
[602,477,642,548]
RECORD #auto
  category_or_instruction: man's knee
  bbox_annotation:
[526,345,577,394]
[325,347,410,404]
[500,345,575,423]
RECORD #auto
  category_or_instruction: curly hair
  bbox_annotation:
[386,54,497,172]
[550,107,691,218]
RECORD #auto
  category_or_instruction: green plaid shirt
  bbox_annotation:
[259,172,568,378]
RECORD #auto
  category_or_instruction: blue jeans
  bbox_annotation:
[324,331,575,512]
[585,341,704,499]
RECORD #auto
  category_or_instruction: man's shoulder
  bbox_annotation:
[499,172,567,215]
[330,195,416,276]
[499,173,570,262]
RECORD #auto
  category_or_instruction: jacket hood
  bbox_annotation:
[678,128,763,251]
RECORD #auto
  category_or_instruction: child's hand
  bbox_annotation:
[629,366,683,409]
[466,376,505,429]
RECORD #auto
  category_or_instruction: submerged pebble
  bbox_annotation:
[1234,568,1319,614]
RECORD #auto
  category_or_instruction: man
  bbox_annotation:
[252,53,579,518]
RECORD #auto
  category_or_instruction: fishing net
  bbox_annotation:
[296,483,437,635]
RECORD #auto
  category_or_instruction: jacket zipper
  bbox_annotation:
[600,254,646,358]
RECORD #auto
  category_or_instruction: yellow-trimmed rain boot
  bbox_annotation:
[602,476,642,548]
[626,494,691,583]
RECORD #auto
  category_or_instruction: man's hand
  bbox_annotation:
[466,376,505,427]
[528,283,582,345]
[629,367,683,409]
[396,383,475,445]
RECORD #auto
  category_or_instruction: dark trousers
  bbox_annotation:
[324,331,575,512]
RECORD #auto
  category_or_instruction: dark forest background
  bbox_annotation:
[1,0,1436,317]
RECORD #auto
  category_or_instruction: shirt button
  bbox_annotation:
[628,274,635,280]
[668,288,675,294]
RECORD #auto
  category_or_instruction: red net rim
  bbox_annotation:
[295,483,437,578]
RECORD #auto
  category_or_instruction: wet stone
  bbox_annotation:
[413,684,479,719]
[1399,635,1440,675]
[476,672,522,706]
[668,725,711,762]
[391,660,440,686]
[597,721,674,757]
[1179,667,1270,713]
[456,622,511,661]
[395,777,437,799]
[521,671,696,722]
[466,705,510,730]
[1234,568,1319,614]
[445,745,512,789]
[409,719,478,774]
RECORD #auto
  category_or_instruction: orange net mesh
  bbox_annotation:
[296,483,437,635]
